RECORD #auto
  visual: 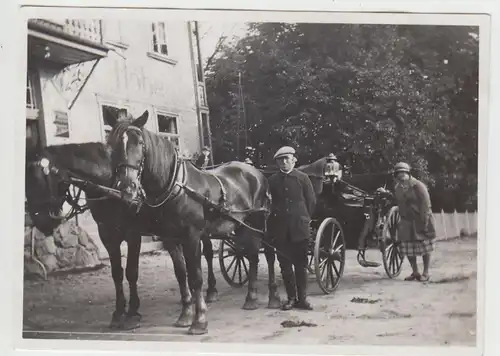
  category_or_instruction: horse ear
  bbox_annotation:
[132,110,149,129]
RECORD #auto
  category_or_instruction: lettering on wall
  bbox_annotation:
[127,65,171,99]
[99,60,171,101]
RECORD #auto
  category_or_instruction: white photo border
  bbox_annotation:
[2,1,497,356]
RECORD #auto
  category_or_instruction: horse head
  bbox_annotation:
[106,110,153,203]
[25,151,70,235]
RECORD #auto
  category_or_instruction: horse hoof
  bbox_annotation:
[174,316,193,328]
[205,289,219,303]
[242,299,259,310]
[122,313,142,330]
[188,321,208,335]
[174,306,194,328]
[109,312,126,329]
[267,297,282,309]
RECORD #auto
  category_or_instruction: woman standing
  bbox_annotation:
[393,162,436,282]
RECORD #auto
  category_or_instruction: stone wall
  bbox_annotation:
[24,214,102,278]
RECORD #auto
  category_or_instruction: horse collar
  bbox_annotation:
[137,143,185,209]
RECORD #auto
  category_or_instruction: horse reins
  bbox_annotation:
[118,126,186,209]
[119,127,272,237]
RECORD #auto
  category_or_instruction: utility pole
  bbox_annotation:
[238,71,248,148]
[236,72,241,161]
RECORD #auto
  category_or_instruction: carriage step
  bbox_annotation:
[358,260,381,268]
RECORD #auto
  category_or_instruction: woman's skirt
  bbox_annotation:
[400,239,435,257]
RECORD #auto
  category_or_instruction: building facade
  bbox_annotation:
[26,19,212,160]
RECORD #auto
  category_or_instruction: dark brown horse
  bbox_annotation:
[106,110,280,335]
[24,142,220,331]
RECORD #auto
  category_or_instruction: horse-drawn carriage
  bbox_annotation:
[218,162,403,295]
[25,110,403,334]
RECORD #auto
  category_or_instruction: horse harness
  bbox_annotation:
[27,158,109,220]
[117,126,270,237]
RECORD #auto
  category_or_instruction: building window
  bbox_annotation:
[26,72,40,121]
[157,113,180,149]
[151,22,168,56]
[26,75,36,110]
[54,110,70,138]
[101,104,128,142]
[147,22,177,65]
[198,83,207,107]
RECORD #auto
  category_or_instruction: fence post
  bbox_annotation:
[453,209,460,237]
[441,209,447,239]
[474,211,478,234]
[465,210,471,236]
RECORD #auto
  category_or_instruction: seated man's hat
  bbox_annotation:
[273,146,296,160]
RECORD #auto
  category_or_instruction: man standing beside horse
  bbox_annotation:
[267,146,317,310]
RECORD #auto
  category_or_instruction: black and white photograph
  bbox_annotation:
[16,6,490,354]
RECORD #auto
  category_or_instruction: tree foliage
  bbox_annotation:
[205,23,479,212]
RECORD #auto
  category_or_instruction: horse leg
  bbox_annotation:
[183,232,208,335]
[241,213,266,310]
[163,239,194,328]
[99,226,127,329]
[242,244,259,310]
[264,243,281,309]
[122,232,142,330]
[203,238,218,303]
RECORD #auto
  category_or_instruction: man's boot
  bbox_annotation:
[281,272,297,310]
[294,266,313,310]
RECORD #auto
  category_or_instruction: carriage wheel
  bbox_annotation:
[314,217,346,294]
[218,239,249,287]
[381,206,404,278]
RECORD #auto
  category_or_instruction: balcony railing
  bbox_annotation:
[64,19,102,43]
[28,19,103,44]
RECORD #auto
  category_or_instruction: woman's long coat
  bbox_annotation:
[394,177,436,242]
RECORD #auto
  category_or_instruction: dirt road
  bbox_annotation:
[23,236,477,346]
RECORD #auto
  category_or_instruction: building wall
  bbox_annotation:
[36,20,203,158]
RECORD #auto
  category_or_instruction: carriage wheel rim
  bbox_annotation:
[382,207,403,278]
[314,217,345,294]
[218,240,249,287]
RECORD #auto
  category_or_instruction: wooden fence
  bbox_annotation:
[433,210,478,240]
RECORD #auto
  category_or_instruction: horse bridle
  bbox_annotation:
[115,126,146,181]
[115,126,184,210]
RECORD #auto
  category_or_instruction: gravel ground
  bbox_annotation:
[23,236,477,346]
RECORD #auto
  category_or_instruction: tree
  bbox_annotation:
[205,23,479,211]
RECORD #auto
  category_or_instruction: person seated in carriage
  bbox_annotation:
[243,146,257,167]
[267,146,317,311]
[323,153,343,182]
[195,145,211,170]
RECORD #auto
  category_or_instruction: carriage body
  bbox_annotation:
[218,167,403,294]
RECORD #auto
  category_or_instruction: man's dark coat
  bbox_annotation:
[267,169,317,242]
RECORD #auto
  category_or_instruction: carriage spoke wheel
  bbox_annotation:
[381,206,404,278]
[218,239,249,287]
[314,217,346,294]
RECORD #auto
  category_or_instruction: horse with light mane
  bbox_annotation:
[105,110,281,335]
